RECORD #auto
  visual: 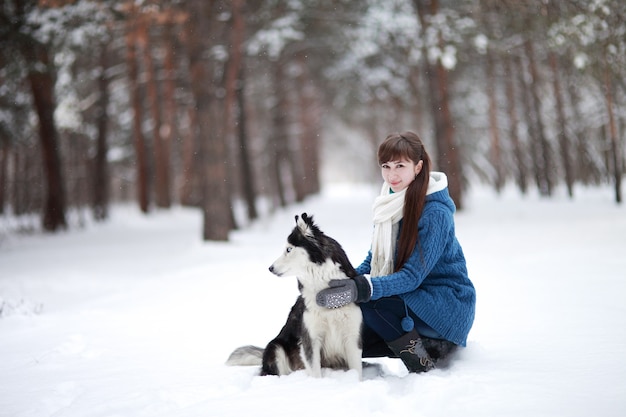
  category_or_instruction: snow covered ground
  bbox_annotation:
[1,183,625,417]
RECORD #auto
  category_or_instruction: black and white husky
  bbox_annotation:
[226,213,363,379]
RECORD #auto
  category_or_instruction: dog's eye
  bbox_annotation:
[286,247,292,253]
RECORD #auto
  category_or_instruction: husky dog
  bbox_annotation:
[226,213,363,379]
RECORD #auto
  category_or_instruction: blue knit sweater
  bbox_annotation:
[355,180,476,346]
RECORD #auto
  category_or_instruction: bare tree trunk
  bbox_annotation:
[603,52,622,204]
[413,0,463,208]
[282,64,306,204]
[434,47,463,207]
[13,150,24,216]
[221,0,246,230]
[0,145,7,214]
[21,40,67,230]
[270,60,290,208]
[141,20,169,209]
[524,39,553,196]
[479,0,502,192]
[180,106,201,206]
[186,0,231,241]
[289,131,307,204]
[485,49,503,192]
[125,16,150,213]
[549,52,574,198]
[503,53,528,194]
[236,64,258,221]
[93,42,109,221]
[517,53,543,194]
[296,53,321,196]
[161,21,177,205]
[223,0,244,136]
[12,146,43,219]
[565,76,600,184]
[409,67,426,136]
[67,132,88,227]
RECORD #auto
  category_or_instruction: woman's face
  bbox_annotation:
[381,158,423,193]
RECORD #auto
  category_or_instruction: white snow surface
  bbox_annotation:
[1,184,625,417]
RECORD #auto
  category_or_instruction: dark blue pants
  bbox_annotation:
[360,296,443,342]
[359,297,456,360]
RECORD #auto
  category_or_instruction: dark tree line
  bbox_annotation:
[473,0,624,202]
[1,0,328,237]
[0,0,624,238]
[326,0,624,205]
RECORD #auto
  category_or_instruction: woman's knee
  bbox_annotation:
[359,298,406,341]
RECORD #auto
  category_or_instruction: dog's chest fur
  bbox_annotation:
[302,303,361,357]
[297,262,362,364]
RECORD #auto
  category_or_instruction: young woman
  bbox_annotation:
[316,131,476,373]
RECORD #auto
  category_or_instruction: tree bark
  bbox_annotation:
[0,145,7,214]
[236,65,258,221]
[12,150,24,216]
[413,0,463,208]
[603,51,622,204]
[524,39,553,196]
[549,52,574,198]
[161,21,177,205]
[223,0,244,136]
[221,0,246,230]
[516,53,544,194]
[93,42,109,221]
[296,53,321,197]
[485,49,503,192]
[270,59,290,208]
[21,39,67,230]
[186,0,231,241]
[125,15,150,213]
[180,106,201,207]
[140,19,170,209]
[503,53,527,194]
[565,75,600,185]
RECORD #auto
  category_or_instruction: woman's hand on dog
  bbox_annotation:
[316,275,372,308]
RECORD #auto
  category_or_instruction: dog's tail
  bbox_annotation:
[225,345,264,366]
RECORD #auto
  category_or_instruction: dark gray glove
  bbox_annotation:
[316,275,371,308]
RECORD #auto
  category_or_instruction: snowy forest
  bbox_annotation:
[1,0,625,239]
[2,2,626,415]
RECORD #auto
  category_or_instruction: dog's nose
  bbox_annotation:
[269,265,274,273]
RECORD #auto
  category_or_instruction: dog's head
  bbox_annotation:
[268,213,356,279]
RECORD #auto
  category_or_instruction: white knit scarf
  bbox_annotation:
[369,172,448,277]
[370,182,405,277]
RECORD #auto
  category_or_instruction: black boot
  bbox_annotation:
[386,330,435,373]
[421,336,458,361]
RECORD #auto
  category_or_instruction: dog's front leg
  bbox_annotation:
[309,343,323,378]
[346,344,363,380]
[302,339,323,378]
[300,324,323,378]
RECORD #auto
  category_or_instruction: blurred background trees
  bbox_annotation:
[0,0,624,238]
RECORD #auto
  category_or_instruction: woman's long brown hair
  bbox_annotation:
[377,131,431,272]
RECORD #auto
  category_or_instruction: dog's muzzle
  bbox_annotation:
[269,265,282,276]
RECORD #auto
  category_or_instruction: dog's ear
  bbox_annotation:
[301,213,313,225]
[296,213,314,238]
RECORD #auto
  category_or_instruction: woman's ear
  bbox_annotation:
[415,160,423,176]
